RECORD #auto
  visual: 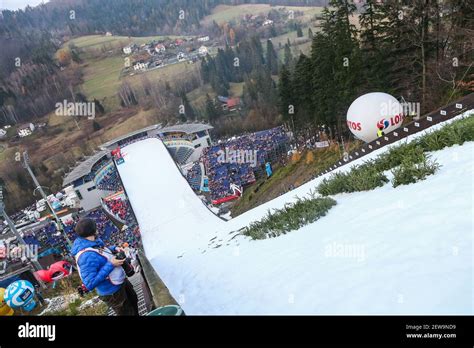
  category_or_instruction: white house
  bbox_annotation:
[17,123,35,137]
[263,19,274,26]
[133,61,149,71]
[155,44,166,53]
[0,129,6,139]
[123,46,132,55]
[197,36,210,42]
[177,52,187,62]
[198,45,208,56]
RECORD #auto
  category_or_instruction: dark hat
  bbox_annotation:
[75,218,97,238]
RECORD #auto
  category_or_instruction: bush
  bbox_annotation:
[243,195,337,240]
[416,116,474,151]
[317,163,389,196]
[391,155,441,187]
[373,142,424,172]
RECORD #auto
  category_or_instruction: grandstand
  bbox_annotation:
[167,146,194,165]
[13,206,140,260]
[185,163,203,191]
[198,126,290,201]
[159,123,213,165]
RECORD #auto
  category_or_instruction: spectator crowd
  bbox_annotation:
[197,127,289,200]
[96,167,123,192]
[186,163,203,191]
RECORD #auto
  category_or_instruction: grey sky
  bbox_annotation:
[1,0,48,10]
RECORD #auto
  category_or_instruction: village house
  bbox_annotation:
[155,43,166,53]
[263,19,274,26]
[197,36,210,42]
[17,123,35,137]
[177,52,187,61]
[217,96,241,112]
[133,61,149,71]
[198,45,208,56]
[123,46,132,55]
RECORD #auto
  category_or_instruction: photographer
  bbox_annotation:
[71,218,139,316]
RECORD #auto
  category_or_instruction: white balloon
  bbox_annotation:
[346,92,404,143]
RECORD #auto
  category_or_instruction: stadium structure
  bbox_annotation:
[62,123,214,212]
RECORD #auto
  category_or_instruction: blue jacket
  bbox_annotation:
[71,237,121,296]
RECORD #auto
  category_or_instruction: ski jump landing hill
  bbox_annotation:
[117,99,474,315]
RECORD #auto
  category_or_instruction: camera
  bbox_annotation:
[115,251,135,277]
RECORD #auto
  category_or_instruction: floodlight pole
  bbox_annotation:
[22,151,72,247]
[0,185,44,278]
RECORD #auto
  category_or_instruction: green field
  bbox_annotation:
[201,4,272,25]
[66,34,184,50]
[201,4,322,26]
[82,56,124,103]
[267,28,317,61]
[71,34,207,110]
[81,55,200,109]
[128,60,200,90]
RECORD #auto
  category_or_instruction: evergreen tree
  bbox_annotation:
[310,0,361,139]
[205,93,219,124]
[283,43,293,67]
[92,120,102,132]
[270,25,277,37]
[265,39,279,75]
[296,25,304,38]
[359,0,391,92]
[93,98,105,115]
[180,91,196,120]
[292,54,313,128]
[278,65,294,123]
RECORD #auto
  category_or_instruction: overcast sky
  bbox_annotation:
[1,0,48,10]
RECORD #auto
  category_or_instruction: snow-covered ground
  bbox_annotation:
[118,112,473,314]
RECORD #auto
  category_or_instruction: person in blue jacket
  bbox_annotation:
[71,218,138,316]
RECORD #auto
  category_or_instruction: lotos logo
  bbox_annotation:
[347,120,361,131]
[377,119,390,129]
[377,114,403,129]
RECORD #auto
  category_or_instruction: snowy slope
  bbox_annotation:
[118,112,473,314]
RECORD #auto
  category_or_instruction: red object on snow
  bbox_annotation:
[211,195,239,205]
